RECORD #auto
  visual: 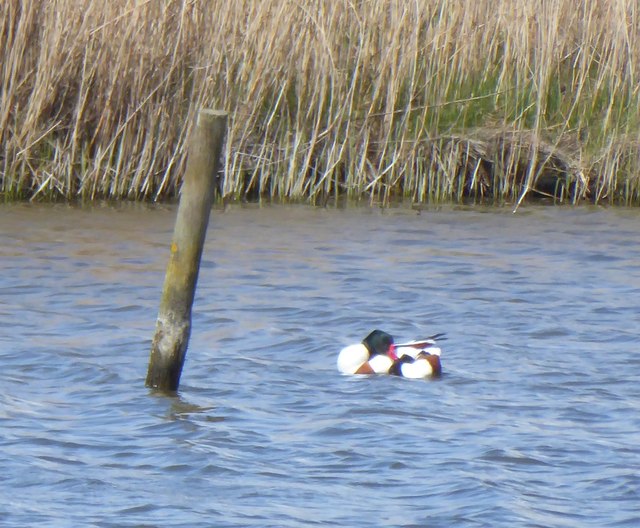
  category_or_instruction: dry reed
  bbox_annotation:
[2,0,640,204]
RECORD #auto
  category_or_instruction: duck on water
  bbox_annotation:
[337,329,443,379]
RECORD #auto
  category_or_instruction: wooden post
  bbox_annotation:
[145,109,227,391]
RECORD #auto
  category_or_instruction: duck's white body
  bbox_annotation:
[337,331,443,378]
[391,349,441,378]
[337,344,393,374]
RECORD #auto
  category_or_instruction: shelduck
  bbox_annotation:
[337,329,443,378]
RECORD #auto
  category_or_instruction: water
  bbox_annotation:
[1,202,639,527]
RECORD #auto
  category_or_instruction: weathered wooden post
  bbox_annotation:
[146,109,227,392]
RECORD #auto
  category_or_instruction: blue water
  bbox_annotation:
[1,203,639,527]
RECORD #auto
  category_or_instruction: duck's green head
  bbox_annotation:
[362,329,394,357]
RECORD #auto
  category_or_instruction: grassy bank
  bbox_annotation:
[2,0,640,205]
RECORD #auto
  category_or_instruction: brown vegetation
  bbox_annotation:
[1,0,640,204]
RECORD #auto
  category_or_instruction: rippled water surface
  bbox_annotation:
[1,202,639,527]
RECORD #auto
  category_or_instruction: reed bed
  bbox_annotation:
[2,0,640,205]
